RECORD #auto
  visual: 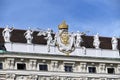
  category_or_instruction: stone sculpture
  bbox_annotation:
[2,26,14,42]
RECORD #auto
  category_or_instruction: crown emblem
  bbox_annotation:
[58,21,68,29]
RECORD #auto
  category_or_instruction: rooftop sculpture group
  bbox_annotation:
[2,22,118,54]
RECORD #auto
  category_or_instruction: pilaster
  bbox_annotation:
[117,64,120,74]
[29,60,37,70]
[5,58,15,69]
[59,61,64,72]
[99,63,106,73]
[51,61,58,71]
[80,62,87,72]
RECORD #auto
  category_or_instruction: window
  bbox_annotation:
[17,63,26,70]
[0,63,3,69]
[88,67,96,73]
[64,65,73,72]
[39,64,48,71]
[107,68,114,74]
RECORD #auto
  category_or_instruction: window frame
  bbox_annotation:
[37,63,48,71]
[16,62,26,70]
[0,62,3,69]
[64,64,73,72]
[88,66,96,73]
[107,67,115,74]
[63,62,74,72]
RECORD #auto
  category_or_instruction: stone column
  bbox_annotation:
[29,60,37,70]
[5,58,14,69]
[59,62,64,72]
[80,63,87,72]
[6,73,15,80]
[117,64,120,74]
[99,63,106,73]
[72,63,75,72]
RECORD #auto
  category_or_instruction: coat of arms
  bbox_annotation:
[55,21,75,55]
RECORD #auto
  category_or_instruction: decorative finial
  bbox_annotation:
[58,21,68,29]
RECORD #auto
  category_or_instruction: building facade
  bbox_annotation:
[0,22,120,80]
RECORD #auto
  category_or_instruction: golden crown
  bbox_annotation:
[58,21,68,29]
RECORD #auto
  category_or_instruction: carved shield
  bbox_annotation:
[60,31,69,45]
[57,31,75,55]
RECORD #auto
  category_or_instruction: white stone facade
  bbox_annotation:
[0,52,120,80]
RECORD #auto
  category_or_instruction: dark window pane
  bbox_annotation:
[39,64,48,71]
[107,68,114,74]
[88,67,96,73]
[0,63,3,69]
[64,65,73,72]
[17,63,26,70]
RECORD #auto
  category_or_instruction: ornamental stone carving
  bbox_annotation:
[6,58,14,69]
[2,26,14,42]
[80,63,87,72]
[16,76,27,80]
[99,63,106,73]
[93,33,100,49]
[51,61,58,71]
[50,75,60,80]
[56,22,75,55]
[29,60,37,70]
[28,75,38,80]
[24,27,34,44]
[6,73,15,80]
[117,64,120,73]
[37,21,89,55]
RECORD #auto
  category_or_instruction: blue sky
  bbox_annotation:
[0,0,120,37]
